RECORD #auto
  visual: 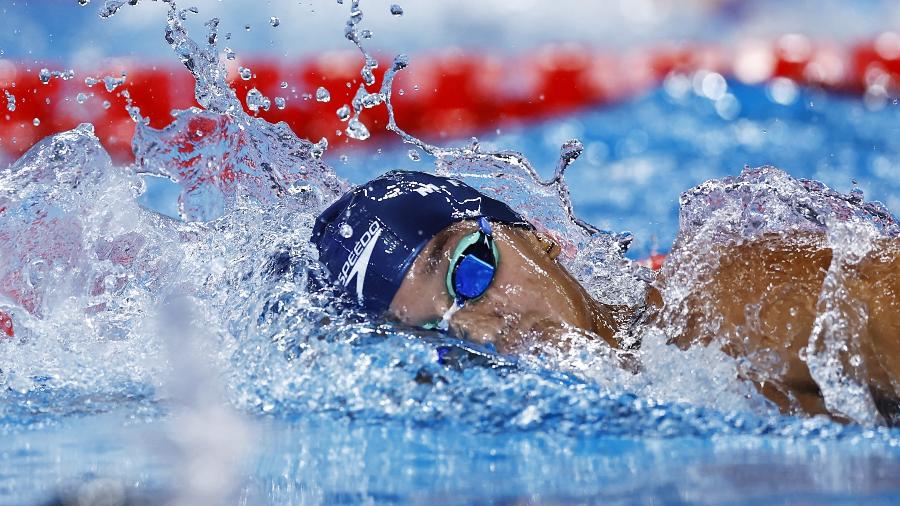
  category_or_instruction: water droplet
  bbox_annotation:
[225,47,236,60]
[239,67,252,80]
[103,74,126,92]
[315,86,331,102]
[269,17,280,27]
[78,0,90,5]
[246,88,271,113]
[244,24,251,31]
[274,97,286,110]
[311,137,328,159]
[336,104,351,121]
[280,81,288,89]
[361,66,375,86]
[407,149,420,162]
[76,92,89,104]
[361,93,383,108]
[360,29,373,39]
[849,183,865,203]
[102,100,111,110]
[39,68,51,84]
[84,76,99,87]
[339,223,353,238]
[390,4,403,16]
[345,118,370,140]
[339,154,349,163]
[32,118,40,126]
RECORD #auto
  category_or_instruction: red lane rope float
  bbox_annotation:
[0,310,12,338]
[636,253,667,271]
[1,34,899,165]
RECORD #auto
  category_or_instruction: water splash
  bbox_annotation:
[163,7,242,114]
[1,0,896,456]
[648,166,899,424]
[38,68,75,84]
[98,0,143,19]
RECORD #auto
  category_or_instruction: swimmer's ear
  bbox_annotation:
[533,230,562,260]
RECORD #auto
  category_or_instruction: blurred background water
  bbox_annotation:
[1,1,900,505]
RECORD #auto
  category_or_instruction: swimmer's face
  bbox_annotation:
[389,221,611,352]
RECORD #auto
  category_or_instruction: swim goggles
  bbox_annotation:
[446,217,499,305]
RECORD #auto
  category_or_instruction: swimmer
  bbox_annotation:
[311,171,900,425]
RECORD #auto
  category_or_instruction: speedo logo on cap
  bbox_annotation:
[337,220,383,301]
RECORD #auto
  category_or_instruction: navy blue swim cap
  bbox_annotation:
[311,170,531,312]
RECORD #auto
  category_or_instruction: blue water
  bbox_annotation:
[3,81,900,505]
[3,408,900,505]
[337,82,900,257]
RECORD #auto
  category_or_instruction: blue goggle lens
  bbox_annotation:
[447,218,498,303]
[453,254,495,299]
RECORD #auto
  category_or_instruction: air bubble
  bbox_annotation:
[407,149,420,162]
[315,87,331,102]
[32,118,40,126]
[76,93,89,104]
[225,47,236,60]
[39,68,51,84]
[390,4,403,16]
[274,97,286,110]
[102,100,111,109]
[280,81,288,89]
[339,224,353,238]
[269,17,280,27]
[239,67,252,80]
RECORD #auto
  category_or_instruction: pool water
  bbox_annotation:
[339,82,900,258]
[2,4,900,506]
[1,81,899,506]
[3,408,900,505]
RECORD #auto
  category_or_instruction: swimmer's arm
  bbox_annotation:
[646,232,900,420]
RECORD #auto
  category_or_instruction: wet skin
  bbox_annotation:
[389,220,900,424]
[651,232,900,424]
[389,221,625,352]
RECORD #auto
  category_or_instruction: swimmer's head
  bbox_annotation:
[312,170,621,351]
[311,170,530,311]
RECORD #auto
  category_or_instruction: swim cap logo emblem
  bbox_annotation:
[337,221,383,302]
